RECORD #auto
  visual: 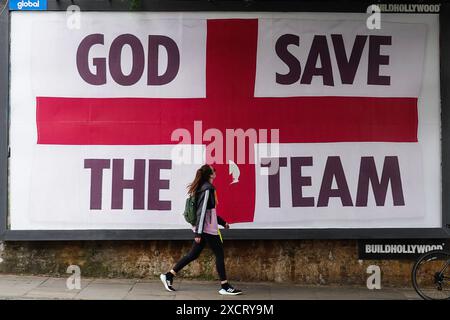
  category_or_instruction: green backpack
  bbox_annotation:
[183,194,197,226]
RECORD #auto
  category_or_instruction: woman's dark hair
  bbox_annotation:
[187,164,214,195]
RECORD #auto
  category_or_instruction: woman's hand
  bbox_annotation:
[224,223,230,229]
[194,236,201,244]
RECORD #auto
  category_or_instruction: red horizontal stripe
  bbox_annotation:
[36,96,418,145]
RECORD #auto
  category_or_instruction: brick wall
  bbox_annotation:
[0,240,414,287]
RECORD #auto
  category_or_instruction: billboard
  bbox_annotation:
[7,11,444,236]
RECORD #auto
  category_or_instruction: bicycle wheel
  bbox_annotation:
[412,250,450,300]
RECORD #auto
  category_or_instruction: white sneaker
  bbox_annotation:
[160,273,176,292]
[219,286,243,295]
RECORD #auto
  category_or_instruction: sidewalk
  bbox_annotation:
[0,274,420,300]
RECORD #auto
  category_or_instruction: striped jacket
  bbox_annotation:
[193,182,227,235]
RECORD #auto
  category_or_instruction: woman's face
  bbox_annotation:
[209,166,216,180]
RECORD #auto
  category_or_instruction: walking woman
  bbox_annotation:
[160,164,242,295]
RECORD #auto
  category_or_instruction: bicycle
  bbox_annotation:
[412,250,450,300]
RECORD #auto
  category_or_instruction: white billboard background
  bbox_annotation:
[9,12,441,230]
[248,142,425,228]
[255,18,427,97]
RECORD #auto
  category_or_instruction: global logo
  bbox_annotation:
[10,0,47,10]
[17,0,40,9]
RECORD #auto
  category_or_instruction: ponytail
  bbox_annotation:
[187,165,213,195]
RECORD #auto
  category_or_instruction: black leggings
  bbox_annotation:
[173,233,226,281]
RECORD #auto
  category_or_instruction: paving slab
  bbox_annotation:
[125,281,177,299]
[24,277,93,299]
[75,281,135,300]
[0,275,48,298]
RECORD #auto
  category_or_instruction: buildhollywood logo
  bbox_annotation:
[365,243,446,254]
[378,3,440,13]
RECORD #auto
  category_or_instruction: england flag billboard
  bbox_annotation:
[9,12,441,232]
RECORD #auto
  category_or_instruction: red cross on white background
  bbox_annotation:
[36,19,417,223]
